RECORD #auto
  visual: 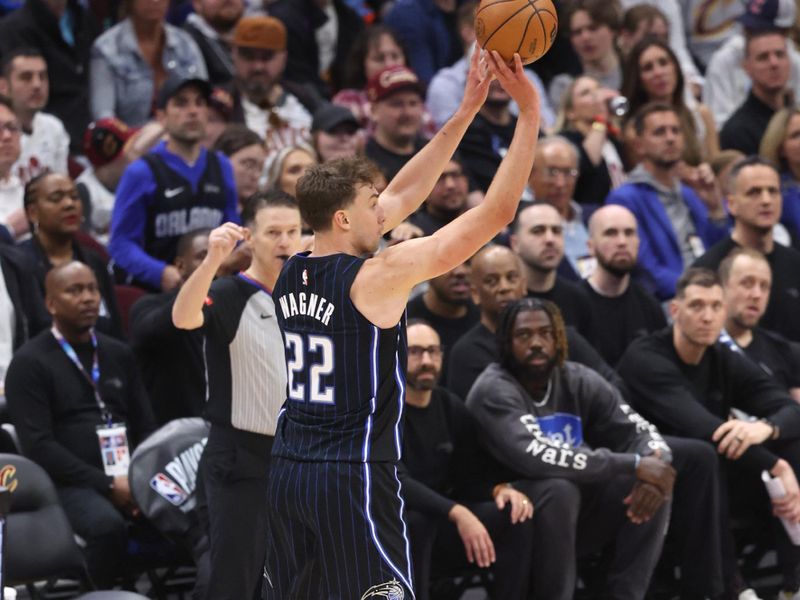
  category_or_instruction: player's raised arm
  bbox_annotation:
[355,52,540,328]
[378,47,492,233]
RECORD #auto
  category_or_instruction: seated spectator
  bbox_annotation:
[719,247,800,400]
[213,124,265,211]
[617,268,800,598]
[466,297,674,600]
[2,48,69,183]
[511,202,593,333]
[129,228,209,425]
[77,118,159,244]
[447,244,621,399]
[383,0,461,84]
[760,107,800,244]
[406,258,479,369]
[228,16,312,159]
[458,79,516,193]
[364,65,427,182]
[606,102,727,300]
[0,97,27,241]
[267,0,364,97]
[333,25,438,139]
[718,19,794,156]
[407,155,469,236]
[20,172,122,337]
[582,205,666,366]
[621,38,718,165]
[265,143,317,199]
[693,156,800,343]
[90,0,207,127]
[5,261,156,588]
[549,0,624,110]
[426,1,555,131]
[555,75,627,206]
[401,319,536,600]
[182,0,244,86]
[109,77,239,292]
[618,4,669,58]
[703,0,800,129]
[684,0,745,72]
[310,103,360,163]
[524,136,591,276]
[0,0,98,152]
[203,87,234,148]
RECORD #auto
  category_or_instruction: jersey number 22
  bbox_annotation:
[284,333,335,404]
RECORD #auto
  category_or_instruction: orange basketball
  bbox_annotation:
[475,0,558,65]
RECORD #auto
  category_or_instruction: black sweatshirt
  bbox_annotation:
[618,328,800,472]
[5,330,156,494]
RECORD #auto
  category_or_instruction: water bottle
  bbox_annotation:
[762,471,800,545]
[608,96,629,118]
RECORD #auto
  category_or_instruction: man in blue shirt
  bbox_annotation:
[109,77,239,291]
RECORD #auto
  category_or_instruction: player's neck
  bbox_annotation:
[731,224,773,254]
[726,319,753,349]
[405,388,432,408]
[423,288,468,319]
[309,232,361,258]
[588,267,629,298]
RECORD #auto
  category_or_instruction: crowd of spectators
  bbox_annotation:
[0,0,800,597]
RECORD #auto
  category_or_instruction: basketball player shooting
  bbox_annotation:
[265,49,541,599]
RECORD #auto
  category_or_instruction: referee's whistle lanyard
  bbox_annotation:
[51,325,112,427]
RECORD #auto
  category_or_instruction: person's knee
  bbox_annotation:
[529,478,581,523]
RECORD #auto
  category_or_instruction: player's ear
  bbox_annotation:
[669,299,679,321]
[333,210,350,230]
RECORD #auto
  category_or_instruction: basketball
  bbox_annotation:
[475,0,558,65]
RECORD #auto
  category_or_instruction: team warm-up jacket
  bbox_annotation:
[466,362,670,483]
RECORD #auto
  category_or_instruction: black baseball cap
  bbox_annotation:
[157,77,212,110]
[312,103,359,133]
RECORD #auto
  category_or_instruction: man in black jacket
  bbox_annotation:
[618,267,800,597]
[5,261,156,587]
[0,0,97,151]
[467,297,675,600]
[183,0,243,86]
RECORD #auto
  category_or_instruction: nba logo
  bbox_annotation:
[302,269,308,286]
[150,473,188,506]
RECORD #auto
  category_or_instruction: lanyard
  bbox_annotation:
[51,326,111,425]
[237,272,272,295]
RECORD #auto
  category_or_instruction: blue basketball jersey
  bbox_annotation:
[272,252,407,463]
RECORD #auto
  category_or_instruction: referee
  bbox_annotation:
[173,191,302,600]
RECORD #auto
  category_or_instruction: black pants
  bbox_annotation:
[525,472,670,600]
[406,490,536,600]
[193,425,272,600]
[58,485,128,589]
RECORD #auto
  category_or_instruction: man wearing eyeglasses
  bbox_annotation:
[0,97,27,241]
[524,135,591,278]
[400,318,537,600]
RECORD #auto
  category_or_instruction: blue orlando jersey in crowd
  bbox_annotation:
[272,252,407,463]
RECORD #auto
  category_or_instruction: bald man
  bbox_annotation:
[581,205,666,366]
[6,261,155,588]
[446,244,622,399]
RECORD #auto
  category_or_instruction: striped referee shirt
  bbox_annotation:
[201,274,286,436]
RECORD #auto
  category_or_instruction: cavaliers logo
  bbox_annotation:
[0,465,18,493]
[360,580,404,600]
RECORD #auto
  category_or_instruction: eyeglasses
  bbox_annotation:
[542,167,579,179]
[408,345,443,359]
[0,121,21,136]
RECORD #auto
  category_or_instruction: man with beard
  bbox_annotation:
[173,191,303,600]
[446,244,622,401]
[406,258,479,366]
[466,298,675,600]
[618,268,800,598]
[109,78,239,292]
[606,102,727,300]
[401,319,537,600]
[228,16,312,159]
[718,247,800,400]
[183,0,244,86]
[364,65,428,182]
[581,205,666,366]
[407,155,470,236]
[694,156,800,343]
[511,202,593,336]
[457,78,516,192]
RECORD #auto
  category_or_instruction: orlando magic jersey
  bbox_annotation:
[272,252,407,463]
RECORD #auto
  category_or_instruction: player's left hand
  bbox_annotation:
[712,418,773,460]
[495,487,533,524]
[486,51,539,117]
[459,44,493,117]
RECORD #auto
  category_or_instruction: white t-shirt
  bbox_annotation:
[13,112,70,183]
[316,2,338,76]
[0,263,14,387]
[242,92,312,158]
[0,175,24,225]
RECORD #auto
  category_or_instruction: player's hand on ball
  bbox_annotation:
[486,51,540,115]
[459,44,493,117]
[207,222,246,264]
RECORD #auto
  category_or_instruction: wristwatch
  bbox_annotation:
[760,418,780,440]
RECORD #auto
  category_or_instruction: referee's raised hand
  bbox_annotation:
[207,223,247,266]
